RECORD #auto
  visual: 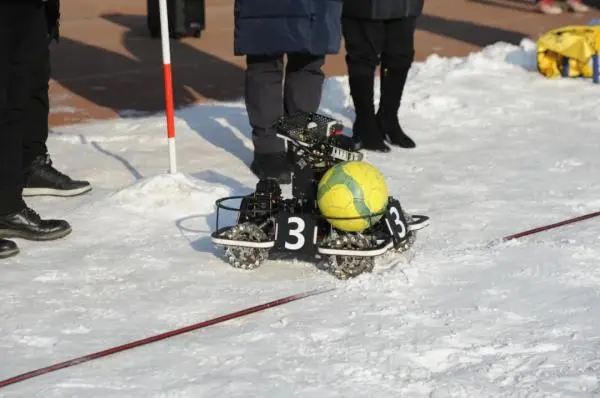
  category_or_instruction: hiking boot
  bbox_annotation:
[23,154,92,197]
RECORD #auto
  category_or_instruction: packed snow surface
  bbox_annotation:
[1,39,600,397]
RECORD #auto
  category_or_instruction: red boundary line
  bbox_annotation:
[503,211,600,241]
[2,211,599,389]
[0,287,334,389]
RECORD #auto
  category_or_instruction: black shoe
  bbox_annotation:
[0,207,72,241]
[377,112,416,149]
[23,154,92,197]
[352,130,391,153]
[0,239,19,259]
[351,112,391,153]
[378,66,416,149]
[250,153,292,184]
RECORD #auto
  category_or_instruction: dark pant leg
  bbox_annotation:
[376,17,417,147]
[342,17,384,77]
[381,17,416,71]
[245,54,285,155]
[0,2,47,215]
[283,53,325,116]
[21,43,50,170]
[0,3,22,215]
[379,18,417,111]
[342,17,385,143]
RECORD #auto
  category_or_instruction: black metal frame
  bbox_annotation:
[212,194,393,239]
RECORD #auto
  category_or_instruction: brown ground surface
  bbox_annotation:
[49,0,600,127]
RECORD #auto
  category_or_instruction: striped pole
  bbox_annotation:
[158,0,177,173]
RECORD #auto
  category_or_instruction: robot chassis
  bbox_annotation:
[210,112,429,280]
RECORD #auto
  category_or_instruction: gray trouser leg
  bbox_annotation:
[283,53,325,116]
[245,55,285,155]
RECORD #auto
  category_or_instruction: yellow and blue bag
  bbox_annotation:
[536,24,600,82]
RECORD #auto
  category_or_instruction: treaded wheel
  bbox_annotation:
[221,223,270,270]
[321,233,375,280]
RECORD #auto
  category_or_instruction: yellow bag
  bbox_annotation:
[536,25,600,79]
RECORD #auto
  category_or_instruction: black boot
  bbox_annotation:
[250,153,292,184]
[0,239,19,259]
[348,74,390,153]
[23,154,92,197]
[0,207,72,241]
[377,67,416,148]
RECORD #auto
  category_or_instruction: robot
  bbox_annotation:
[210,112,429,279]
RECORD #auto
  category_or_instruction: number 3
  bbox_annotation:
[388,206,407,239]
[285,216,306,250]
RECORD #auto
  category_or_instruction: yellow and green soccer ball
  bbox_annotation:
[317,161,389,232]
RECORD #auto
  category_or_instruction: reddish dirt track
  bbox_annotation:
[49,0,600,127]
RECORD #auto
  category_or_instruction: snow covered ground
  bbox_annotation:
[1,39,600,397]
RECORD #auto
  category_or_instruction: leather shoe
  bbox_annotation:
[0,207,72,241]
[0,239,19,259]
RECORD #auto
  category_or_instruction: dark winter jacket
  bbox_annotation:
[233,0,343,56]
[342,0,424,20]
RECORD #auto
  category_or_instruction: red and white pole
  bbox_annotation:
[158,0,177,173]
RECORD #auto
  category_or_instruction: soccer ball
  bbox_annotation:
[317,161,389,232]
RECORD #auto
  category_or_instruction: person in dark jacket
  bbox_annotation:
[342,0,423,152]
[0,0,81,259]
[234,0,343,183]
